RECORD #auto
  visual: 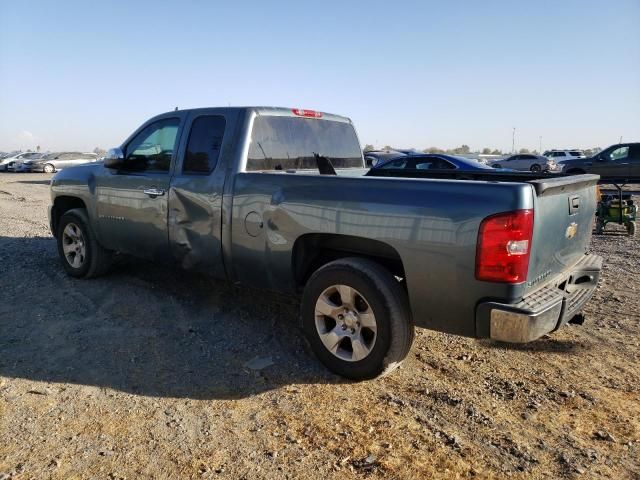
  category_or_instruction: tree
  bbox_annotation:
[452,145,470,154]
[93,147,107,157]
[423,147,444,154]
[481,148,492,155]
[382,145,393,151]
[363,144,375,152]
[491,149,502,155]
[519,148,530,154]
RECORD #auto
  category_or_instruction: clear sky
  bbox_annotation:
[1,0,638,153]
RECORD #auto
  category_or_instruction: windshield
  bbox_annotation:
[247,116,363,171]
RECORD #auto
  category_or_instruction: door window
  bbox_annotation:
[183,115,226,174]
[124,118,180,172]
[607,146,629,161]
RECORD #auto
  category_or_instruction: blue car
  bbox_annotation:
[374,153,506,171]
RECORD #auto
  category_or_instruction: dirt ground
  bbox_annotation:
[0,173,638,480]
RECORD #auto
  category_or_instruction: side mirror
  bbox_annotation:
[596,154,607,162]
[104,148,124,169]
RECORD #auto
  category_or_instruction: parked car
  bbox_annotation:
[489,154,558,172]
[560,143,640,180]
[49,106,602,380]
[26,152,99,173]
[543,150,586,161]
[363,150,405,167]
[0,152,43,172]
[375,153,507,171]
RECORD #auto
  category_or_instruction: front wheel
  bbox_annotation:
[530,164,542,172]
[301,257,414,380]
[43,164,55,173]
[57,208,113,278]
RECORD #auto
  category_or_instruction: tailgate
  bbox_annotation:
[525,174,599,293]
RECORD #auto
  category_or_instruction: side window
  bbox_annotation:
[379,159,408,169]
[608,146,629,161]
[183,115,226,174]
[432,158,456,169]
[124,118,180,173]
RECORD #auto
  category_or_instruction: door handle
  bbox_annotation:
[143,188,165,197]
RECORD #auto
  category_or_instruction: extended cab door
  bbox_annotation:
[167,111,230,279]
[95,115,183,260]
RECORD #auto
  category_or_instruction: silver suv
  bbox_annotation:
[544,150,586,162]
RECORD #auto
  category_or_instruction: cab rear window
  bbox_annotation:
[247,116,363,171]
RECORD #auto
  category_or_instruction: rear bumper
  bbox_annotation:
[476,254,602,342]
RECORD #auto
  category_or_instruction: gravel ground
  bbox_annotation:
[1,173,639,479]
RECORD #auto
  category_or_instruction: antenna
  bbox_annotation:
[174,106,178,111]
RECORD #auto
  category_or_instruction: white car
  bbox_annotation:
[489,153,559,172]
[0,152,43,172]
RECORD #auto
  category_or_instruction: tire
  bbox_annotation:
[301,257,414,380]
[43,164,55,173]
[530,164,542,172]
[57,208,113,278]
[595,219,604,235]
[628,221,636,236]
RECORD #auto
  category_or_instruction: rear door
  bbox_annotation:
[96,115,184,260]
[167,111,230,279]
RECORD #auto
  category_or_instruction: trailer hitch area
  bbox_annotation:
[568,313,586,325]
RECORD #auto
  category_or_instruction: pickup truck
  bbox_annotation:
[49,107,602,380]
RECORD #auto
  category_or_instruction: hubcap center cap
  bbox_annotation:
[343,311,358,329]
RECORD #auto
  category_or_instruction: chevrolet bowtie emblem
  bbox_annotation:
[565,222,578,239]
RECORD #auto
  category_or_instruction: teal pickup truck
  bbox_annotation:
[49,107,602,379]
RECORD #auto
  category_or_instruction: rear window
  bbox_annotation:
[247,116,363,171]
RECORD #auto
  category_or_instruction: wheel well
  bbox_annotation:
[293,233,406,288]
[51,196,87,237]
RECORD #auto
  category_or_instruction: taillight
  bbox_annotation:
[475,209,534,283]
[292,108,323,118]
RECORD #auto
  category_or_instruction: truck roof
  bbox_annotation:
[156,106,353,124]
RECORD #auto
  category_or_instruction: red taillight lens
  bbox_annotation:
[292,108,323,118]
[475,209,534,283]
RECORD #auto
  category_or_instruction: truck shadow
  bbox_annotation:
[476,337,586,354]
[0,236,344,399]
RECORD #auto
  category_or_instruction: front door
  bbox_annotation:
[591,145,632,179]
[95,116,182,260]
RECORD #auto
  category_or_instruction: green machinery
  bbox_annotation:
[595,185,637,236]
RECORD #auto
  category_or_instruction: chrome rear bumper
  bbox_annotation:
[476,254,602,343]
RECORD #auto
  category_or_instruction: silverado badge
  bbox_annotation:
[565,222,578,239]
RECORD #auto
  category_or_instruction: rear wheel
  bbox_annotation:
[301,257,414,380]
[530,164,542,172]
[44,163,55,173]
[628,221,636,236]
[57,208,113,278]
